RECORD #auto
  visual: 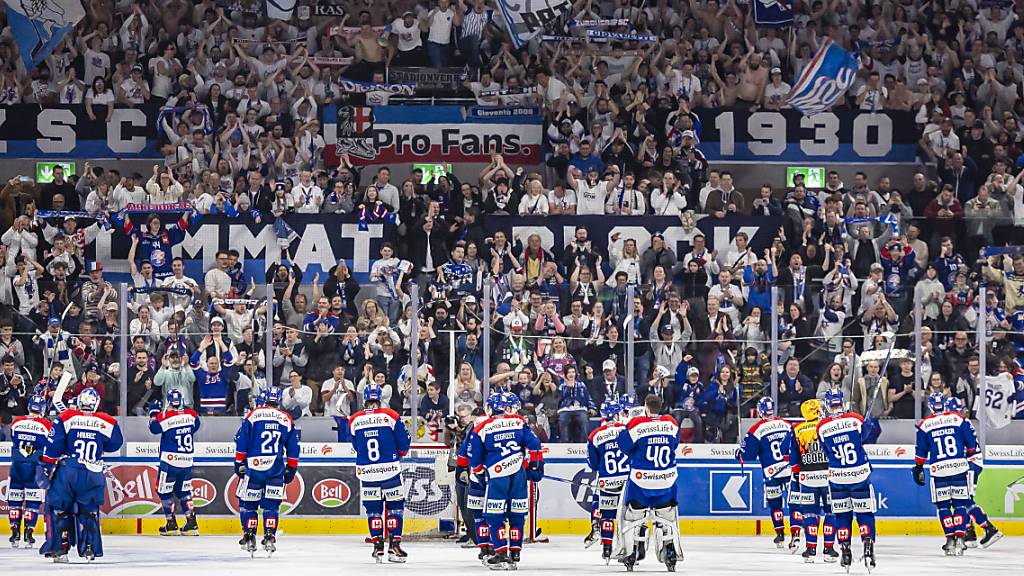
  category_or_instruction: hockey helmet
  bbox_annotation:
[28,394,47,415]
[600,398,620,420]
[363,385,383,405]
[78,388,101,413]
[757,396,776,419]
[800,399,822,421]
[928,392,947,414]
[166,389,184,410]
[823,388,844,415]
[486,391,506,414]
[504,392,522,413]
[265,386,283,406]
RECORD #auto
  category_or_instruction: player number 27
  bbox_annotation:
[831,443,858,466]
[645,445,672,468]
[260,430,281,454]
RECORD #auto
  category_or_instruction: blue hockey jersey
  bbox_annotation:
[816,412,871,485]
[149,409,201,469]
[587,421,629,492]
[740,417,793,480]
[124,217,188,279]
[9,415,52,465]
[234,406,300,475]
[469,414,543,479]
[914,412,977,477]
[41,410,124,472]
[349,407,411,482]
[617,415,679,491]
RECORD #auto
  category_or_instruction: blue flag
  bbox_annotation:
[752,0,793,26]
[786,38,859,116]
[4,0,85,70]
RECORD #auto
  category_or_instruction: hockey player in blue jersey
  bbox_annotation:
[617,394,682,572]
[587,397,629,562]
[469,391,544,570]
[37,388,124,563]
[817,388,876,571]
[233,386,300,556]
[736,397,794,550]
[349,385,412,563]
[913,392,980,555]
[7,395,51,549]
[944,396,1003,548]
[149,389,201,536]
[457,406,493,563]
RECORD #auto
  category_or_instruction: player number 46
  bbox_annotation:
[831,443,858,466]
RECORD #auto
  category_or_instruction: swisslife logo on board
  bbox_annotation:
[312,479,352,508]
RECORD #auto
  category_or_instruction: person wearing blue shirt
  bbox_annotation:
[557,365,596,442]
[148,389,201,536]
[7,395,50,549]
[737,397,794,549]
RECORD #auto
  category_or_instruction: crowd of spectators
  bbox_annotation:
[2,0,1024,444]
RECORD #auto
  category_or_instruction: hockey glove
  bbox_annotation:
[36,461,57,490]
[284,465,298,484]
[234,460,246,478]
[734,448,743,461]
[912,463,925,486]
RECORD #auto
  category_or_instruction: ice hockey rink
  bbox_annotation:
[2,535,1020,575]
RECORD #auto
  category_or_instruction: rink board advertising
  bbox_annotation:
[3,444,1023,524]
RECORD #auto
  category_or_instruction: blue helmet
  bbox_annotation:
[166,389,184,410]
[486,391,506,414]
[618,394,636,412]
[600,398,620,420]
[928,392,947,414]
[255,389,268,407]
[823,388,844,414]
[78,388,101,412]
[265,387,283,406]
[363,386,383,404]
[504,392,521,412]
[945,396,965,414]
[28,394,47,415]
[756,396,776,419]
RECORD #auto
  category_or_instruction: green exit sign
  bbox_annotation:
[36,161,76,183]
[414,163,452,184]
[786,167,824,188]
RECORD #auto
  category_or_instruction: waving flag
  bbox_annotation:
[497,0,573,48]
[752,0,793,26]
[4,0,85,69]
[786,38,859,117]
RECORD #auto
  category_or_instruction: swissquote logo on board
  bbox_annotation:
[103,465,162,516]
[224,473,304,515]
[312,479,352,508]
[191,478,217,508]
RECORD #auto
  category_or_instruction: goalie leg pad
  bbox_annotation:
[618,502,648,556]
[76,507,103,558]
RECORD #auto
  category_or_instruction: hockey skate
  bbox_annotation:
[603,543,614,564]
[387,537,408,563]
[478,545,495,566]
[772,530,785,549]
[83,544,96,562]
[372,539,385,563]
[9,526,20,548]
[863,539,876,572]
[822,545,839,563]
[622,551,637,572]
[262,534,276,557]
[662,542,678,572]
[508,550,521,570]
[980,523,1003,548]
[52,552,69,564]
[486,550,510,570]
[801,546,816,563]
[240,531,257,557]
[159,517,179,536]
[788,533,802,554]
[954,535,965,556]
[584,519,599,548]
[23,528,35,548]
[942,535,957,555]
[460,535,478,549]
[964,527,978,548]
[181,514,199,536]
[839,542,852,573]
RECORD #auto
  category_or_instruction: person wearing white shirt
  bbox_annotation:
[707,270,745,327]
[547,185,578,215]
[669,62,702,102]
[518,180,550,215]
[391,11,425,65]
[291,171,323,214]
[1,217,38,261]
[567,164,621,215]
[322,366,357,420]
[536,68,569,110]
[204,251,233,300]
[374,167,401,209]
[762,67,791,110]
[650,173,688,216]
[425,0,459,67]
[722,231,758,272]
[605,173,647,215]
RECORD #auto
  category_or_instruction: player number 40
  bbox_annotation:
[645,445,672,469]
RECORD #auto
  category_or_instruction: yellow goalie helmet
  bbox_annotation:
[800,399,823,421]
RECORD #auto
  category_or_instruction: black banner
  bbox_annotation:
[0,103,164,158]
[693,109,919,163]
[388,67,466,95]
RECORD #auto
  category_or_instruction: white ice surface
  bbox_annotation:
[1,535,1020,575]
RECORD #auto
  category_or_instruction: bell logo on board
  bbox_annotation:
[312,479,351,508]
[225,473,305,515]
[103,465,162,516]
[191,478,218,508]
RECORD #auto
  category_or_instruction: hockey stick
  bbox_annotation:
[540,473,595,488]
[103,464,127,496]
